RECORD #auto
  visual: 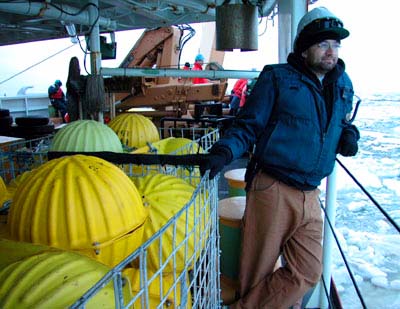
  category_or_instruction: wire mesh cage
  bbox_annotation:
[0,135,52,183]
[70,168,220,308]
[0,126,222,308]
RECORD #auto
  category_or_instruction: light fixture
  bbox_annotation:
[61,21,78,44]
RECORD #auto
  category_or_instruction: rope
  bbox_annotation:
[84,74,105,114]
[0,43,76,86]
[336,158,400,234]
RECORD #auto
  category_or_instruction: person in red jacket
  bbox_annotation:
[229,78,248,115]
[239,77,258,110]
[178,62,191,83]
[192,54,209,84]
[183,62,191,70]
[48,79,68,122]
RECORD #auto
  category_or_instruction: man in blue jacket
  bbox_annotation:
[200,7,360,308]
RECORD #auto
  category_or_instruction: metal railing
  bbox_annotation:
[309,158,400,309]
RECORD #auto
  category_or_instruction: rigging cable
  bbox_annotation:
[176,24,196,68]
[0,43,76,86]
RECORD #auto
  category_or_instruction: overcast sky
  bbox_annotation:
[0,0,398,97]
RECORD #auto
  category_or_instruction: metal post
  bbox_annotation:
[88,0,101,75]
[277,0,306,62]
[24,97,28,116]
[88,0,103,122]
[319,162,338,308]
[100,67,260,79]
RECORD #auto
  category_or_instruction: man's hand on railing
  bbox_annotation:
[200,145,233,179]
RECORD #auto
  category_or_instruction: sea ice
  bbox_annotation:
[383,178,400,196]
[347,201,366,212]
[371,276,389,288]
[390,280,400,290]
[350,259,387,280]
[375,219,391,233]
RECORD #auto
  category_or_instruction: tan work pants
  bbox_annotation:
[233,171,323,308]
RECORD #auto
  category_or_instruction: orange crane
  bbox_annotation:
[104,26,228,119]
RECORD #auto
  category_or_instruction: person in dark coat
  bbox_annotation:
[200,7,360,308]
[48,79,67,122]
[66,56,86,122]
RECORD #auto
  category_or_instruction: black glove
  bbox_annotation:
[336,124,360,157]
[200,146,233,179]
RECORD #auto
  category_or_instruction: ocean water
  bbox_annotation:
[320,93,400,308]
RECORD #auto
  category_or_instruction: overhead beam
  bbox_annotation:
[101,67,260,79]
[0,2,116,30]
[166,0,213,13]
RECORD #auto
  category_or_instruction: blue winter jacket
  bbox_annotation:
[215,53,355,189]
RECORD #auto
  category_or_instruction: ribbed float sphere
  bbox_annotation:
[123,267,190,308]
[0,238,54,268]
[132,173,199,272]
[163,137,203,185]
[0,250,131,308]
[50,119,123,152]
[0,176,8,206]
[108,113,160,149]
[162,137,203,155]
[8,154,148,267]
[130,137,203,183]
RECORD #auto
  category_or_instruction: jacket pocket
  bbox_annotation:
[251,171,277,192]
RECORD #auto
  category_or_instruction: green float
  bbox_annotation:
[224,168,246,197]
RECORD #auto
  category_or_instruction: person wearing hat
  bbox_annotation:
[192,53,209,84]
[48,79,68,122]
[200,7,360,308]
